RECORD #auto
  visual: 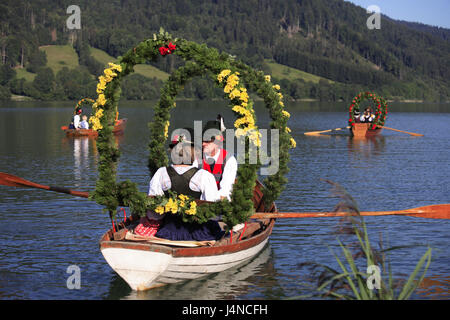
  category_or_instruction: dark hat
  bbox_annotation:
[169,127,195,148]
[202,115,226,142]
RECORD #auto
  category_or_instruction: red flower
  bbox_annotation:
[159,46,168,55]
[167,42,176,52]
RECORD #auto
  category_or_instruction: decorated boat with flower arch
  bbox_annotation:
[100,181,276,291]
[61,118,127,137]
[61,98,128,137]
[90,29,295,291]
[348,91,388,138]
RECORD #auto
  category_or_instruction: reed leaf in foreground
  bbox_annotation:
[295,180,432,300]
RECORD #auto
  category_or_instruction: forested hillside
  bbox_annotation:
[1,0,449,102]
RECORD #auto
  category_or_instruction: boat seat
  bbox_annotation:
[214,219,270,246]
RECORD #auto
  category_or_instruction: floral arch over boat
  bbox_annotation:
[348,91,388,130]
[89,28,295,228]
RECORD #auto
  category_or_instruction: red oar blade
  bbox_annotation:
[0,172,49,189]
[0,172,89,198]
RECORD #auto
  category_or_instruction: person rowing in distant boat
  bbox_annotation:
[360,107,375,123]
[201,115,238,201]
[134,127,224,241]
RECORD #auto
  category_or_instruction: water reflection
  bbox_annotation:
[347,136,386,160]
[104,244,279,300]
[74,138,91,181]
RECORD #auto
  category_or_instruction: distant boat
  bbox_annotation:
[61,118,127,137]
[99,180,277,291]
[350,123,382,138]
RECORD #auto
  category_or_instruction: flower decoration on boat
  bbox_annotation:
[91,28,293,229]
[158,42,176,56]
[217,69,262,147]
[348,91,388,130]
[89,62,123,131]
[146,191,198,222]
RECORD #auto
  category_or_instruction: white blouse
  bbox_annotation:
[203,150,237,200]
[148,164,220,201]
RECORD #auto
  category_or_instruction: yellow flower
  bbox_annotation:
[232,105,251,117]
[229,88,241,99]
[163,121,170,138]
[98,75,108,85]
[285,127,291,133]
[279,101,284,107]
[217,69,231,82]
[155,206,165,215]
[164,198,178,214]
[178,194,189,202]
[104,68,117,78]
[248,129,262,147]
[282,110,291,118]
[226,73,239,88]
[95,108,104,118]
[264,75,271,82]
[239,90,249,103]
[108,62,122,72]
[273,84,281,91]
[185,201,197,215]
[96,82,106,94]
[278,92,283,100]
[224,84,233,93]
[290,138,297,148]
[97,94,107,106]
[235,128,246,137]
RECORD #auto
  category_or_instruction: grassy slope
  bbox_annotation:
[265,60,334,84]
[39,45,80,74]
[15,68,36,81]
[90,47,169,80]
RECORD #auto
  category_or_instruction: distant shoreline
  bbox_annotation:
[6,95,450,104]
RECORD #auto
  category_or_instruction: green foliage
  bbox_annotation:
[90,30,292,228]
[0,65,16,86]
[26,50,47,73]
[0,85,11,100]
[2,0,450,102]
[32,67,54,95]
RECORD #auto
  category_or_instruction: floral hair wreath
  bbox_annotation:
[89,28,295,228]
[348,91,388,130]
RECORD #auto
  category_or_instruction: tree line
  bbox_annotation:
[0,0,449,102]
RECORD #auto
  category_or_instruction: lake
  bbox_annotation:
[0,100,449,299]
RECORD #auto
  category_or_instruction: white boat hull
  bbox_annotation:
[101,238,269,291]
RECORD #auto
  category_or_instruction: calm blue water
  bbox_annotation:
[0,100,449,299]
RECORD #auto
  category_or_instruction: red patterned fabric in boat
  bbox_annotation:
[134,218,162,237]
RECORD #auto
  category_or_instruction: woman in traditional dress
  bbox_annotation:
[134,128,225,241]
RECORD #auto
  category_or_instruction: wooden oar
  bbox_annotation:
[304,126,350,136]
[250,204,450,220]
[378,126,423,137]
[0,172,89,198]
[2,172,447,219]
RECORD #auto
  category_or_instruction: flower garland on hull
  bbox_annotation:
[89,28,295,228]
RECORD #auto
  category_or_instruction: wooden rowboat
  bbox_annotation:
[350,123,382,138]
[99,181,277,291]
[61,118,127,137]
